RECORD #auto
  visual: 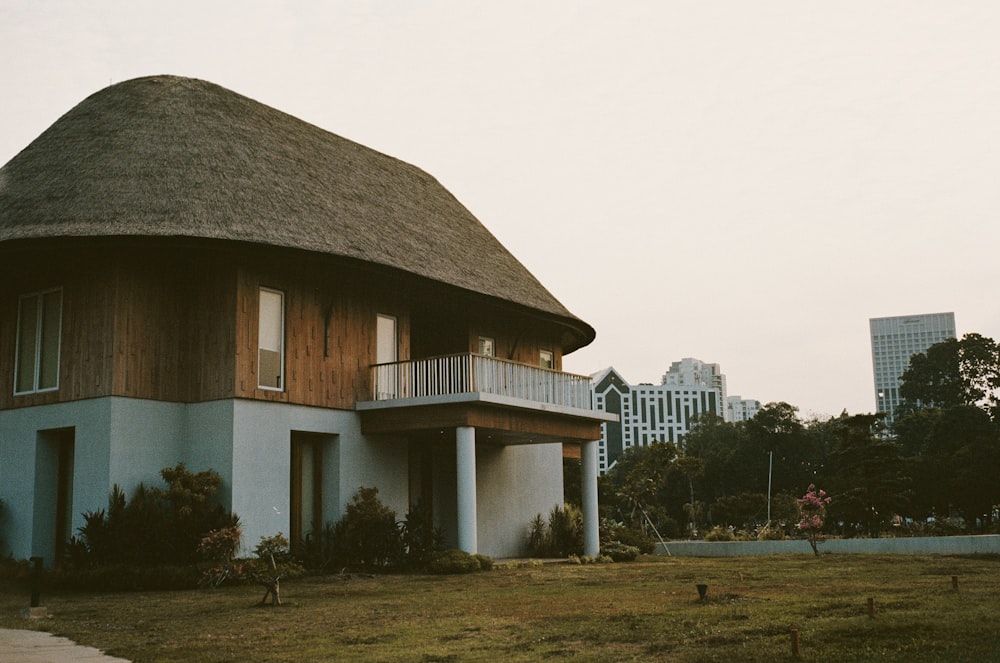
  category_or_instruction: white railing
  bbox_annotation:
[371,354,593,410]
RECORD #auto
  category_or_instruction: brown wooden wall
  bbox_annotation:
[233,261,411,408]
[2,241,575,411]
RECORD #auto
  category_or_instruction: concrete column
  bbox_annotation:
[581,439,600,558]
[456,426,478,554]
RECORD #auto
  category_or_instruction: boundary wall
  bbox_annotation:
[655,535,1000,557]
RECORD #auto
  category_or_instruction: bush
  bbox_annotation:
[474,554,494,571]
[399,500,444,569]
[600,520,655,554]
[330,487,403,570]
[601,542,640,562]
[704,526,736,542]
[72,464,238,569]
[426,549,492,574]
[526,504,583,557]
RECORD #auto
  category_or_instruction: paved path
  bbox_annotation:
[0,628,130,662]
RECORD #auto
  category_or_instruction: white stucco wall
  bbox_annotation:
[0,397,187,562]
[1,396,566,563]
[476,442,564,559]
[229,399,371,551]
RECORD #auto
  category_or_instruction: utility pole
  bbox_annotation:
[767,450,773,525]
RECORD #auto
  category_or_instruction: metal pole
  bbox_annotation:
[767,451,773,525]
[29,557,43,608]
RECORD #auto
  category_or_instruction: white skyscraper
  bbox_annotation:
[870,312,956,427]
[591,363,727,474]
[661,358,729,419]
[726,396,761,422]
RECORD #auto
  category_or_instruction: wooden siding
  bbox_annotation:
[2,241,572,412]
[234,259,413,409]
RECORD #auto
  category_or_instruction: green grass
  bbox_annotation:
[2,554,999,662]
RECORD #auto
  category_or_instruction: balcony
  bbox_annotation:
[370,353,593,408]
[357,354,613,443]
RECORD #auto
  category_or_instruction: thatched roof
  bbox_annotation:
[0,75,594,351]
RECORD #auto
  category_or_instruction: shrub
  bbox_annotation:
[426,549,492,574]
[71,464,238,569]
[704,526,736,542]
[473,554,494,571]
[526,504,583,557]
[601,542,640,562]
[330,487,403,569]
[399,500,444,569]
[600,519,655,554]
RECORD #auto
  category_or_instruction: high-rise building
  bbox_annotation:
[591,366,723,474]
[869,312,956,426]
[726,396,761,422]
[662,358,728,414]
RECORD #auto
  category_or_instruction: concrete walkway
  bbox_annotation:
[0,628,130,662]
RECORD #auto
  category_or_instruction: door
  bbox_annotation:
[33,428,74,566]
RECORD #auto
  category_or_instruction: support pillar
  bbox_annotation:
[581,439,600,558]
[456,426,478,554]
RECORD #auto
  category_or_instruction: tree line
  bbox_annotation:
[583,333,1000,540]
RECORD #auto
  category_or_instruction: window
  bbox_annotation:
[15,288,62,394]
[478,336,495,357]
[377,314,398,365]
[539,350,554,369]
[376,314,399,399]
[258,288,284,390]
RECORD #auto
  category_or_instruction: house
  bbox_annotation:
[0,75,612,563]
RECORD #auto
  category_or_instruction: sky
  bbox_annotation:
[2,1,999,419]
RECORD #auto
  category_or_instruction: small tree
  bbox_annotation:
[331,487,403,569]
[797,485,831,556]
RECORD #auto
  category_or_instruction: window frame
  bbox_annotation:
[257,287,285,391]
[14,287,63,395]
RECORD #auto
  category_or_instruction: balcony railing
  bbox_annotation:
[371,353,593,410]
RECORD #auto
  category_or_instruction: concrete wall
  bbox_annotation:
[656,535,1000,557]
[1,396,565,562]
[0,397,188,562]
[476,442,564,559]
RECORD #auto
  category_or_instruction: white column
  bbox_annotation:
[456,426,478,554]
[581,439,600,558]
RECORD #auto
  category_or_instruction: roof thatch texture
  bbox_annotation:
[0,75,593,350]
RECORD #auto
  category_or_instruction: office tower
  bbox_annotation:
[870,312,956,427]
[591,366,722,474]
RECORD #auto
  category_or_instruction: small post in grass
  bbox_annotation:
[867,597,875,619]
[696,583,708,602]
[22,556,47,619]
[790,628,800,658]
[952,575,959,591]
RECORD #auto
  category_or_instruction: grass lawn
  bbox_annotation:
[2,554,999,662]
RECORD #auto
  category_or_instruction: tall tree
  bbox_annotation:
[742,402,821,496]
[899,333,1000,416]
[822,413,910,536]
[604,441,681,536]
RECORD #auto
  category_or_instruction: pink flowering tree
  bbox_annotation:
[197,525,243,588]
[796,485,831,556]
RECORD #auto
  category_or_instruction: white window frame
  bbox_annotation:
[14,287,63,395]
[258,287,285,391]
[539,349,554,369]
[478,336,495,357]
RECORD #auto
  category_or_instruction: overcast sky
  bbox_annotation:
[3,1,998,418]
